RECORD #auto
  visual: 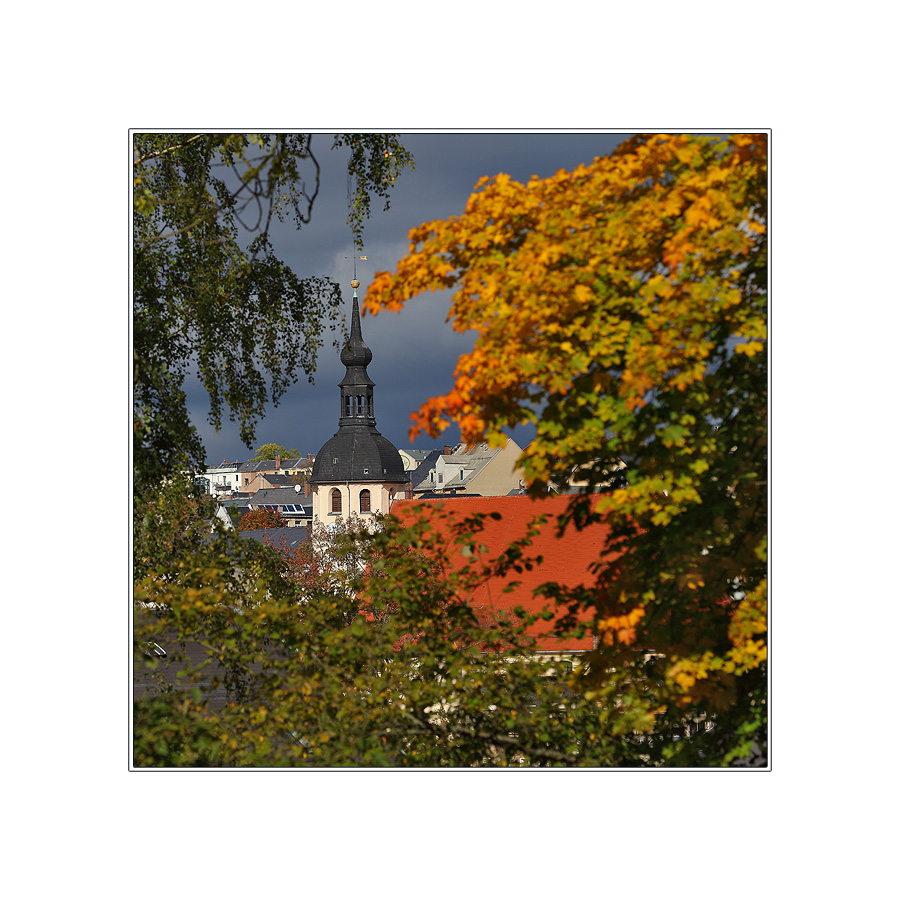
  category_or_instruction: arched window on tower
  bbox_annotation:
[345,396,352,417]
[330,488,342,514]
[359,489,371,513]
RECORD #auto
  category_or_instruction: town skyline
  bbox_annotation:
[186,132,633,465]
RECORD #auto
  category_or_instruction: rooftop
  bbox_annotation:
[250,487,313,512]
[237,526,310,551]
[392,494,612,651]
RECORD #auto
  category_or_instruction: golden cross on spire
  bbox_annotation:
[342,253,368,287]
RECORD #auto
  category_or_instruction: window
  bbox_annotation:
[330,489,342,514]
[359,489,371,513]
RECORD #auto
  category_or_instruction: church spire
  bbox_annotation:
[338,280,375,425]
[308,261,409,509]
[340,286,373,369]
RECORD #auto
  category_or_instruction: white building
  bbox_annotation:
[203,461,242,496]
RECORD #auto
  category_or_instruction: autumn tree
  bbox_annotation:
[135,498,647,767]
[133,133,413,494]
[251,443,300,461]
[239,507,287,530]
[134,472,221,584]
[133,134,414,763]
[365,133,768,765]
[271,514,399,623]
[295,513,444,625]
[134,133,768,768]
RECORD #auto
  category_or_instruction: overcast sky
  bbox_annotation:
[188,132,632,466]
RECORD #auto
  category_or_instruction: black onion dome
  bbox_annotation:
[311,426,407,484]
[340,294,373,367]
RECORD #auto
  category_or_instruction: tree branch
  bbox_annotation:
[398,708,580,765]
[133,133,205,166]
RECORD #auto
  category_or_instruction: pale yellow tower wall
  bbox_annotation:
[312,481,409,527]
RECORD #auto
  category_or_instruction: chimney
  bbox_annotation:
[308,453,314,464]
[275,455,281,469]
[444,445,452,455]
[304,481,310,497]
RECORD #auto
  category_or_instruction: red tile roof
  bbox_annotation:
[392,494,613,651]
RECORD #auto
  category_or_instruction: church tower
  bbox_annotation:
[309,276,409,526]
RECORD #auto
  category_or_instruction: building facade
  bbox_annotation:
[204,461,242,496]
[413,439,526,496]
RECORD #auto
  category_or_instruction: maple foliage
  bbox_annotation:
[366,134,768,763]
[238,507,287,530]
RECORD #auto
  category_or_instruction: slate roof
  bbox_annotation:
[237,526,310,551]
[250,488,313,513]
[401,448,438,462]
[259,474,294,488]
[312,426,408,484]
[407,449,442,488]
[431,471,475,491]
[413,443,500,492]
[238,457,305,473]
[206,460,241,471]
[391,494,613,651]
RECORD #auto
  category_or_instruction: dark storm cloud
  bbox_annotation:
[189,132,630,466]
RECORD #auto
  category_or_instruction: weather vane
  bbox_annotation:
[342,253,367,288]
